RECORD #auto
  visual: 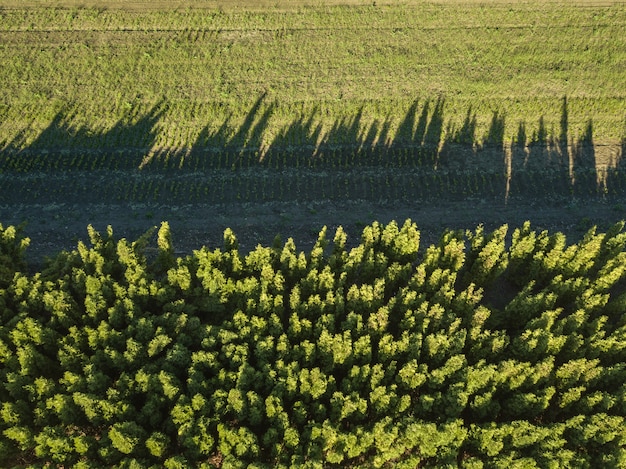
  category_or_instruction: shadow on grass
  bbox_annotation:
[2,102,165,171]
[1,94,624,205]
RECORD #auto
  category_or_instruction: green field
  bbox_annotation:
[1,1,625,150]
[0,1,625,223]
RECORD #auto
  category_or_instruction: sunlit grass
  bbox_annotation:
[0,1,624,150]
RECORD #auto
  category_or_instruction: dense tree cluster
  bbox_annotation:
[1,220,625,467]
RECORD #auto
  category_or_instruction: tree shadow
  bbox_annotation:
[437,106,478,170]
[507,97,598,200]
[603,123,626,195]
[182,93,275,170]
[570,119,597,194]
[251,96,447,170]
[2,92,625,206]
[262,108,324,168]
[1,102,164,172]
[558,95,569,168]
[527,114,570,195]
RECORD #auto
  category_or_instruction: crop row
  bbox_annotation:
[0,146,441,173]
[1,166,619,207]
[2,3,620,33]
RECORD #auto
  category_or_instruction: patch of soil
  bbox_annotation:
[4,195,626,273]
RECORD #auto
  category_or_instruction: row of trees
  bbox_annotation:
[1,220,625,467]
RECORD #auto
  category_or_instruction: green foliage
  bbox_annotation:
[0,223,29,289]
[462,224,509,288]
[108,421,145,455]
[1,220,626,467]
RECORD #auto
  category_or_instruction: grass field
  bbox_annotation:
[1,1,624,151]
[0,1,625,235]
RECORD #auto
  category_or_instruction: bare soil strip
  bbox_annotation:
[8,195,626,274]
